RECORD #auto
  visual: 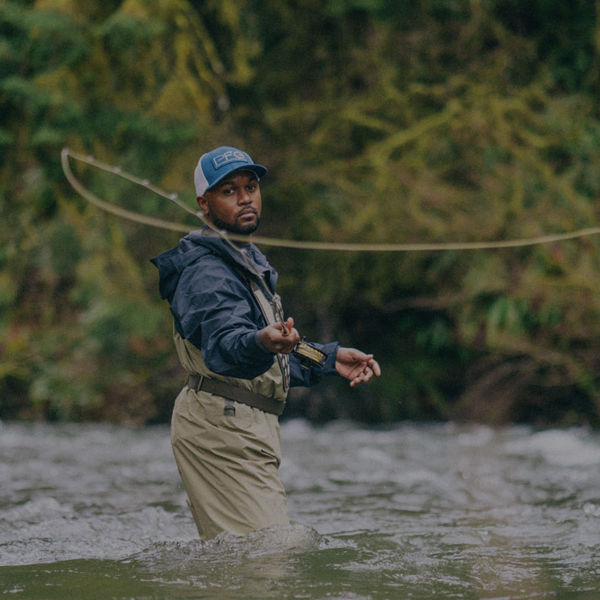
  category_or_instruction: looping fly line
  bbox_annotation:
[61,147,600,252]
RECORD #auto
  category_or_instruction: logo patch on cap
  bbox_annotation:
[212,150,248,169]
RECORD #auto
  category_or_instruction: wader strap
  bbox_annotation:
[229,262,290,393]
[187,374,284,416]
[246,280,290,393]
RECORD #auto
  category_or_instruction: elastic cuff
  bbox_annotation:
[320,341,339,375]
[253,330,273,354]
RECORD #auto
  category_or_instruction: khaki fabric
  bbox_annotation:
[173,331,287,405]
[171,386,289,539]
[169,267,294,538]
[170,278,292,538]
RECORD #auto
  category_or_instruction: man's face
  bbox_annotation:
[197,170,262,234]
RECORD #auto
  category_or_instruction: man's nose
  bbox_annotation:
[239,189,252,204]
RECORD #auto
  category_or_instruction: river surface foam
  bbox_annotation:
[1,420,599,599]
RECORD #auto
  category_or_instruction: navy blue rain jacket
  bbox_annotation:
[151,229,338,386]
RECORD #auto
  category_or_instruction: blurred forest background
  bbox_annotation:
[2,0,600,427]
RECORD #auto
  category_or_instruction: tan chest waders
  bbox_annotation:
[169,273,291,539]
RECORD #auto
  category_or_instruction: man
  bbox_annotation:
[151,145,380,539]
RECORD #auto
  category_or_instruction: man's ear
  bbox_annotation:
[197,195,209,216]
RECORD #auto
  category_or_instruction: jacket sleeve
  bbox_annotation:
[170,257,275,379]
[289,341,339,387]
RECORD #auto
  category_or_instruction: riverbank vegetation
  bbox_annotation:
[2,0,600,427]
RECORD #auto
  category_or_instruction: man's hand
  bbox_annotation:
[258,317,300,353]
[335,347,381,387]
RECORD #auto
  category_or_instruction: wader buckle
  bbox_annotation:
[187,373,204,392]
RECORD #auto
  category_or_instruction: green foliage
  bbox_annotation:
[2,0,600,426]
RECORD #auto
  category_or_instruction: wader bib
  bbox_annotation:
[170,276,291,539]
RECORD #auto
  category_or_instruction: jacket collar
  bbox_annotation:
[187,227,277,291]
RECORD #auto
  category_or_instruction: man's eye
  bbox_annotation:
[247,185,257,192]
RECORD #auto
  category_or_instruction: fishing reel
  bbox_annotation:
[293,339,328,369]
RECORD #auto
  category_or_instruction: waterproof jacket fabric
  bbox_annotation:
[151,228,339,386]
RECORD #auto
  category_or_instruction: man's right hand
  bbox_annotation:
[257,317,300,353]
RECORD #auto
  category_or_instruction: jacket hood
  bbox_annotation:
[150,228,278,302]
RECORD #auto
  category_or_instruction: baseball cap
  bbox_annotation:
[194,146,268,196]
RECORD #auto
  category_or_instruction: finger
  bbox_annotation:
[350,365,375,386]
[368,359,381,376]
[278,328,300,353]
[280,317,291,336]
[351,373,369,386]
[349,372,366,387]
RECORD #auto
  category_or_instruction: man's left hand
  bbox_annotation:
[335,347,381,387]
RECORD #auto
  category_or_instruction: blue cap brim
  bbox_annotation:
[208,163,267,191]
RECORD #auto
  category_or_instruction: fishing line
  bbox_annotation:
[61,147,600,252]
[61,146,596,372]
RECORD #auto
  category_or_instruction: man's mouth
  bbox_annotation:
[237,208,257,220]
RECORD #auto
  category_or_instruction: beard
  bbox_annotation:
[209,210,260,235]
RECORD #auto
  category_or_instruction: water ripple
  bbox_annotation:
[1,421,599,599]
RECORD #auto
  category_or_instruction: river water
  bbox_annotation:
[1,419,599,599]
